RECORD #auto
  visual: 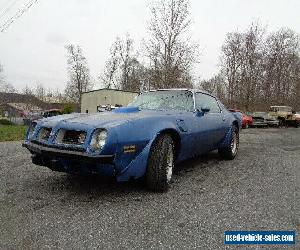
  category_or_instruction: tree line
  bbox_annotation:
[99,0,198,92]
[200,23,300,111]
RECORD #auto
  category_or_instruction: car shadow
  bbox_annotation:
[28,151,223,200]
[175,151,221,175]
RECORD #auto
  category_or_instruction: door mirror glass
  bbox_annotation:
[201,106,210,113]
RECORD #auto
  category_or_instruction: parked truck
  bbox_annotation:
[268,106,299,128]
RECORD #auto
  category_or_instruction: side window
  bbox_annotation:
[195,93,221,113]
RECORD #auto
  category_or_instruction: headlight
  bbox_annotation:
[90,129,107,150]
[27,122,37,138]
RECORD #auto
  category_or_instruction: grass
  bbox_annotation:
[0,125,27,142]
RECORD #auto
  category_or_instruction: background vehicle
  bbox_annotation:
[229,109,253,129]
[23,89,241,192]
[97,105,118,112]
[251,112,279,127]
[269,106,299,127]
[294,112,300,128]
[42,109,62,118]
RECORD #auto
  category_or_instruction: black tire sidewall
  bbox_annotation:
[219,126,239,160]
[146,134,174,191]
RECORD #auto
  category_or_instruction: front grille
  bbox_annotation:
[38,127,52,141]
[30,140,85,152]
[55,129,87,145]
[253,117,264,122]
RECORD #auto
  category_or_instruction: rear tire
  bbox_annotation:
[279,118,285,127]
[146,134,174,192]
[218,126,239,160]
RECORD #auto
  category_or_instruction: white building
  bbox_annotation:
[81,88,139,113]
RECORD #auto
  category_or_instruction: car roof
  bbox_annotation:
[228,109,241,112]
[44,109,62,112]
[270,106,292,108]
[146,88,214,97]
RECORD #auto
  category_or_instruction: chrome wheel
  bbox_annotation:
[166,144,174,182]
[231,132,238,155]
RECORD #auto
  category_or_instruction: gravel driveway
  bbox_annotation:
[0,128,299,249]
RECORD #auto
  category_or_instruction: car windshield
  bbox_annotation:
[253,112,268,117]
[269,106,292,112]
[129,90,194,112]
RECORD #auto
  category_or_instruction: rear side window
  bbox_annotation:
[195,93,221,113]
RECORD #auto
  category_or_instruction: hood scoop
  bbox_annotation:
[113,106,140,113]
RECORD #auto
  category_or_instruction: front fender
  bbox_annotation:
[116,137,155,181]
[114,119,182,181]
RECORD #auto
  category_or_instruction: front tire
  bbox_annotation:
[146,134,175,192]
[218,126,239,160]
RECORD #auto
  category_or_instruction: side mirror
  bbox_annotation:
[201,106,210,113]
[196,106,210,117]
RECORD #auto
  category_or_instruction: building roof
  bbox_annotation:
[0,92,72,111]
[0,92,44,106]
[6,103,42,112]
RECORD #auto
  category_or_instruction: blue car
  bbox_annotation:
[23,89,241,191]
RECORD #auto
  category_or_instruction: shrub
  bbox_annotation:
[62,103,73,114]
[0,119,13,125]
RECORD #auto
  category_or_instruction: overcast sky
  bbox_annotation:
[0,0,299,92]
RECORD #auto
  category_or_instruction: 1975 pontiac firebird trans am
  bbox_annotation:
[23,89,241,192]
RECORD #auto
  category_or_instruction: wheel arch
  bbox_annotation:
[232,120,239,131]
[157,128,181,160]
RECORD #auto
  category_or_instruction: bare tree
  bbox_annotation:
[264,28,300,106]
[0,63,15,93]
[35,83,46,101]
[101,34,144,92]
[220,23,266,110]
[239,23,265,110]
[198,73,226,101]
[65,45,93,108]
[101,40,121,89]
[0,63,4,85]
[22,85,34,96]
[117,34,137,90]
[146,0,198,89]
[53,88,66,103]
[220,32,243,107]
[220,24,300,111]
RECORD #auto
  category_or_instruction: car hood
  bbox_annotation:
[38,108,181,129]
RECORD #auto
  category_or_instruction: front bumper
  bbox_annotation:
[267,120,279,126]
[22,142,115,164]
[22,140,150,181]
[251,122,267,126]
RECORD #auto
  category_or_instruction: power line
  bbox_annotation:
[0,0,22,21]
[0,0,39,33]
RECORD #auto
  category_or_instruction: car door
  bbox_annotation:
[193,92,226,154]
